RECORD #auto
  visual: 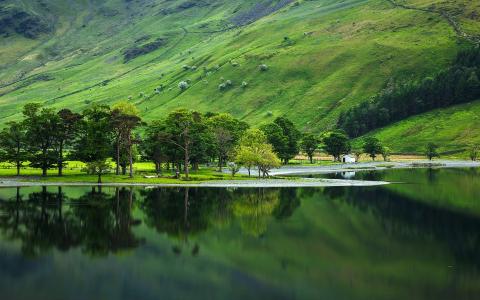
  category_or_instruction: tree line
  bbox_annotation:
[338,46,480,137]
[0,103,309,182]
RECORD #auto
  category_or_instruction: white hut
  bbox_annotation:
[342,154,356,163]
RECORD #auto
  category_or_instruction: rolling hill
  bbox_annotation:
[0,0,479,153]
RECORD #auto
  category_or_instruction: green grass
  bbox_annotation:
[1,0,478,136]
[358,100,480,156]
[0,161,252,184]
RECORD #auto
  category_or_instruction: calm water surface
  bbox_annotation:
[0,168,480,300]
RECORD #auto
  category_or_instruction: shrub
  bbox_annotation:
[182,65,191,71]
[231,61,239,67]
[218,83,227,90]
[178,81,189,90]
[225,80,232,86]
[259,64,269,71]
[242,81,248,88]
[191,65,197,71]
[139,92,145,98]
[266,111,273,117]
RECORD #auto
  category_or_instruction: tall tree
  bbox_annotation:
[363,137,383,161]
[143,121,170,175]
[55,109,82,176]
[22,103,59,176]
[111,102,142,177]
[323,131,351,161]
[262,117,300,164]
[0,121,27,175]
[206,113,248,171]
[73,104,113,183]
[301,133,319,164]
[164,109,205,179]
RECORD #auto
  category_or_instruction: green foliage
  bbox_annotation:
[300,133,319,164]
[339,47,480,137]
[236,128,280,177]
[363,137,383,161]
[22,103,60,176]
[73,104,113,182]
[425,143,440,160]
[323,131,351,161]
[261,117,300,164]
[0,121,28,175]
[470,145,479,161]
[206,113,248,171]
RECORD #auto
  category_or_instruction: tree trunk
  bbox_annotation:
[16,161,21,176]
[184,145,189,179]
[309,156,313,164]
[129,140,134,178]
[248,167,251,177]
[218,156,223,172]
[58,142,64,176]
[98,173,102,184]
[116,139,120,175]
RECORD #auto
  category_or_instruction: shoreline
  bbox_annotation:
[0,178,390,188]
[0,160,478,188]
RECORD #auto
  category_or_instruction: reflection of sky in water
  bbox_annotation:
[0,168,479,299]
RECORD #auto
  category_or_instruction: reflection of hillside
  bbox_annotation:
[0,187,143,257]
[323,186,480,271]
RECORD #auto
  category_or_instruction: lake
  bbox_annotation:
[0,168,479,300]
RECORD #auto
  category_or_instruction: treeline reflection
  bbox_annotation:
[0,187,300,256]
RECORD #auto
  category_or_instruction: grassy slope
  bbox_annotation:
[0,0,478,133]
[360,100,480,155]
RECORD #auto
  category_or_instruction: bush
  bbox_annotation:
[242,81,248,88]
[182,65,191,71]
[178,81,189,90]
[231,61,239,67]
[218,83,227,90]
[259,64,269,71]
[225,80,232,86]
[139,92,145,98]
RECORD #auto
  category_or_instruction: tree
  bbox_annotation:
[301,133,319,164]
[261,117,300,164]
[425,143,439,161]
[22,103,60,176]
[363,137,383,161]
[55,109,82,176]
[381,146,391,162]
[323,131,351,161]
[73,104,113,183]
[164,109,205,179]
[353,149,363,162]
[0,122,27,175]
[235,129,281,178]
[206,113,248,171]
[470,145,479,161]
[142,121,170,175]
[111,102,142,177]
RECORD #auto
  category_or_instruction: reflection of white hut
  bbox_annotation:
[342,154,356,163]
[341,171,356,179]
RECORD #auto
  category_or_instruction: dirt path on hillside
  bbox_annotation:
[386,0,480,44]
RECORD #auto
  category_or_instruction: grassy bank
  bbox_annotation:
[0,162,252,184]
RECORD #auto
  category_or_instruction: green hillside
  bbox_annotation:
[359,100,480,155]
[0,0,479,134]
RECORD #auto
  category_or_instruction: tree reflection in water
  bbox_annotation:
[0,186,144,257]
